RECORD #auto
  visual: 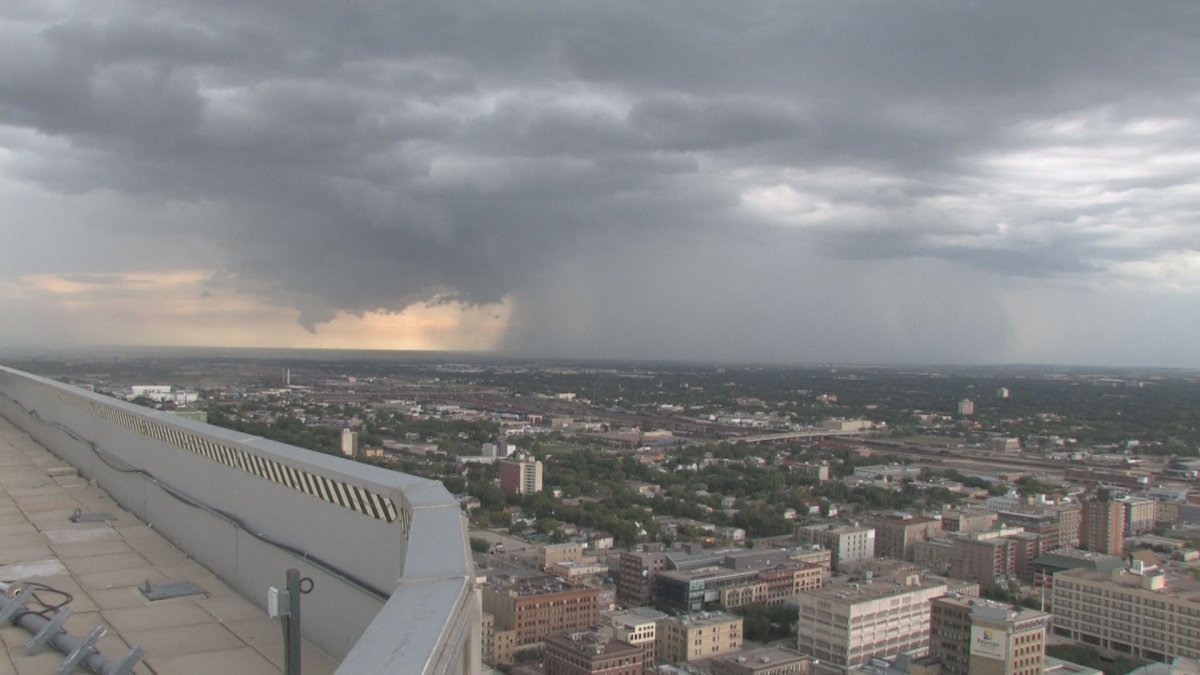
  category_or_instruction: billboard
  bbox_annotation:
[970,625,1007,660]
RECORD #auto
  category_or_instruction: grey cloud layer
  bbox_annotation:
[1,1,1198,363]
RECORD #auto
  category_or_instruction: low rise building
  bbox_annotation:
[544,631,643,675]
[709,646,813,675]
[482,611,519,667]
[930,596,1049,675]
[602,607,666,670]
[718,563,826,609]
[542,542,586,568]
[657,611,743,664]
[481,576,600,656]
[788,544,833,571]
[1031,548,1125,592]
[656,550,825,612]
[941,508,998,534]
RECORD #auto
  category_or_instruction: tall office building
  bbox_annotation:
[793,523,876,570]
[617,549,670,606]
[1081,489,1127,555]
[499,454,543,495]
[340,425,359,457]
[868,512,942,561]
[1052,561,1193,663]
[1120,496,1158,536]
[957,399,975,416]
[795,571,947,671]
[930,596,1049,675]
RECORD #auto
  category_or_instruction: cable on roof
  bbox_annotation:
[0,390,388,601]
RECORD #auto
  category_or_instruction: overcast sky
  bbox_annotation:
[1,1,1198,366]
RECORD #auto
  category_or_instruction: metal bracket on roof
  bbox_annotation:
[69,508,116,523]
[0,585,35,624]
[110,645,146,675]
[139,579,207,601]
[25,607,70,654]
[56,624,105,675]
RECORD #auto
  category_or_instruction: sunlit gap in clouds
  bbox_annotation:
[0,271,512,350]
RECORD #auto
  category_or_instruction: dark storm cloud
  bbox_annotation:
[1,0,1198,363]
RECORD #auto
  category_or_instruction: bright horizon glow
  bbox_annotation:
[0,271,511,351]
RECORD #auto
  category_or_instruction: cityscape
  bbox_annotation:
[2,351,1199,674]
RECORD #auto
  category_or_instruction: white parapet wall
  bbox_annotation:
[0,365,480,674]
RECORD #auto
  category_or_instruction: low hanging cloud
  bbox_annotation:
[1,1,1198,365]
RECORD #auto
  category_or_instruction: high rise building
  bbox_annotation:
[1053,503,1082,549]
[617,549,670,606]
[950,535,1018,587]
[1120,496,1157,536]
[498,454,543,495]
[930,596,1048,675]
[793,523,875,570]
[958,399,975,416]
[1081,489,1127,555]
[868,512,943,561]
[340,424,359,457]
[795,571,947,671]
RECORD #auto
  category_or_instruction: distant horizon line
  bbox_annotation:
[0,343,1196,374]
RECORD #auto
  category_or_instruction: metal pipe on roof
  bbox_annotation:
[0,588,143,675]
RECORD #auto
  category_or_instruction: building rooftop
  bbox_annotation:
[1034,548,1125,571]
[545,631,640,658]
[712,645,811,671]
[0,416,337,674]
[603,607,667,627]
[799,576,946,604]
[0,364,479,675]
[1059,565,1200,599]
[934,595,1050,624]
[488,575,591,597]
[665,611,740,627]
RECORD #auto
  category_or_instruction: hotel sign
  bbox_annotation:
[970,625,1007,660]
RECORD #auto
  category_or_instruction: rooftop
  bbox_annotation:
[0,416,336,674]
[664,611,740,627]
[934,595,1050,624]
[1059,565,1200,599]
[603,607,667,627]
[713,645,810,668]
[0,364,479,675]
[488,575,592,598]
[799,576,946,604]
